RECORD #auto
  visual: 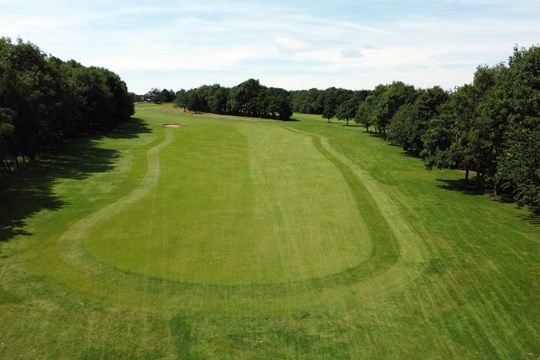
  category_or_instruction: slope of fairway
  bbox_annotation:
[0,104,538,359]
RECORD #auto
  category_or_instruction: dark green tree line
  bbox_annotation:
[366,45,539,207]
[148,88,176,103]
[291,88,370,124]
[177,79,292,120]
[0,38,134,174]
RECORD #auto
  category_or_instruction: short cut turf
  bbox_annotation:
[0,104,538,359]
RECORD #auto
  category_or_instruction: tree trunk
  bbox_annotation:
[476,172,482,189]
[465,168,470,182]
[2,158,12,172]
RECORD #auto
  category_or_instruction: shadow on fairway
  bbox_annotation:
[436,178,486,196]
[518,207,540,227]
[108,117,152,139]
[0,118,151,244]
[437,178,540,227]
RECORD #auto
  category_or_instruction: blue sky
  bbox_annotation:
[1,0,539,93]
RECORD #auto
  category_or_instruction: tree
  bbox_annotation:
[104,69,134,123]
[228,79,264,117]
[321,87,356,123]
[355,86,385,132]
[371,81,417,138]
[322,104,335,122]
[335,98,358,126]
[186,88,208,113]
[388,86,449,154]
[148,88,175,103]
[440,84,478,181]
[181,80,292,120]
[0,107,16,172]
[291,89,324,114]
[494,45,540,206]
[496,123,540,206]
[263,87,292,120]
[419,68,501,187]
[420,110,456,170]
[388,103,417,150]
[206,84,229,115]
[175,89,188,111]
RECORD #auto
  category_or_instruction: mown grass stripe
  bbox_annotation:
[59,129,175,270]
[286,127,427,292]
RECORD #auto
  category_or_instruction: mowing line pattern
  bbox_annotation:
[30,115,428,311]
[58,129,174,271]
[286,127,427,294]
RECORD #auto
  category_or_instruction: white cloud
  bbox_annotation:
[273,37,314,54]
[1,0,539,92]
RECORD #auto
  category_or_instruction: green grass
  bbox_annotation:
[0,104,538,359]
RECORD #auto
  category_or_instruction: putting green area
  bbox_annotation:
[0,104,538,359]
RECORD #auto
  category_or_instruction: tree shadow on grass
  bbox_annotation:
[517,207,540,227]
[0,118,151,244]
[107,117,152,139]
[436,178,486,196]
[437,178,540,227]
[282,117,300,122]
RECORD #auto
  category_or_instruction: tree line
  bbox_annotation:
[175,79,293,120]
[351,46,538,207]
[0,38,134,174]
[291,88,371,125]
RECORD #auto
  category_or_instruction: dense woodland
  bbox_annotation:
[175,79,293,120]
[0,38,134,174]
[360,46,539,207]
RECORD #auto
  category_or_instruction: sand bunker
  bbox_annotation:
[163,124,182,128]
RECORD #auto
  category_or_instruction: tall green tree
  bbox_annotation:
[335,98,358,126]
[228,79,264,117]
[371,82,417,138]
[388,86,449,155]
[494,45,540,205]
[420,108,456,170]
[355,85,386,132]
[175,89,188,111]
[0,107,16,172]
[149,88,176,103]
[207,84,229,115]
[263,87,292,120]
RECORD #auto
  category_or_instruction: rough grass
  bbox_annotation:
[0,104,538,359]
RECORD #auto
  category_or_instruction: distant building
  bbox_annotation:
[135,93,152,102]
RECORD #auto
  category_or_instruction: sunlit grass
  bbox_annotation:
[0,104,538,359]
